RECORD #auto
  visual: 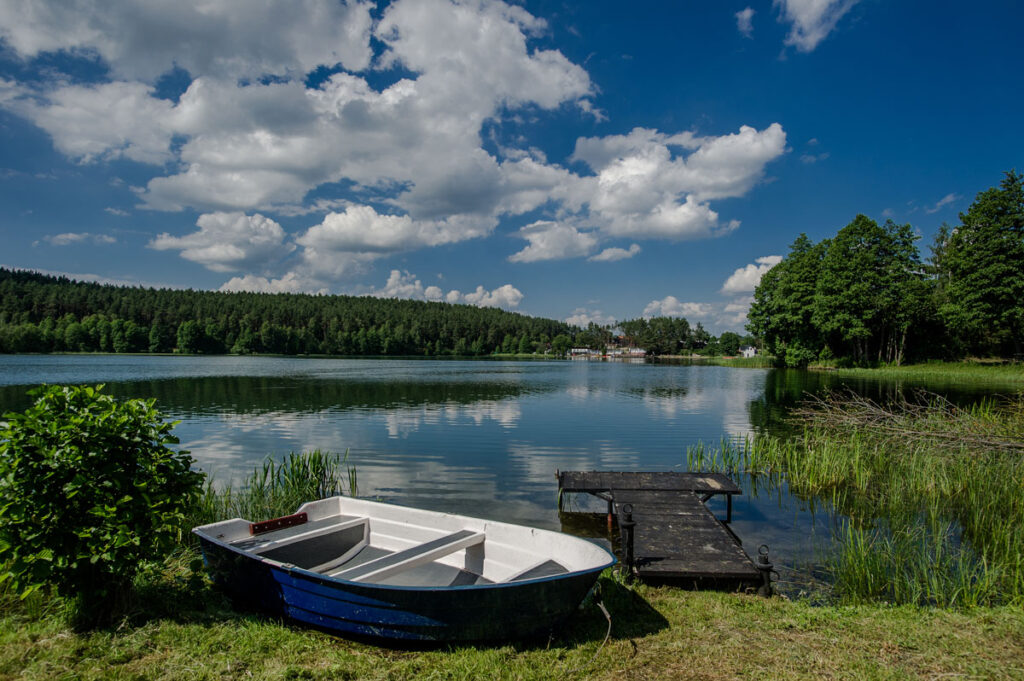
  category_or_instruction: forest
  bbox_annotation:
[0,270,575,357]
[747,170,1024,366]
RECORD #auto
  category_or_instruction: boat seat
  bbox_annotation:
[500,559,569,583]
[330,529,485,583]
[231,515,362,551]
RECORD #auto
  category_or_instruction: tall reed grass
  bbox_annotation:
[686,392,1024,607]
[190,449,358,528]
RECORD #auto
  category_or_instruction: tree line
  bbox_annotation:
[747,170,1024,366]
[0,270,574,357]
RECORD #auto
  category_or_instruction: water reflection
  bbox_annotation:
[0,355,1008,594]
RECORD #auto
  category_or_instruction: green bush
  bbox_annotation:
[0,384,204,624]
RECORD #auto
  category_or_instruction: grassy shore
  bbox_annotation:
[3,569,1023,681]
[823,360,1024,385]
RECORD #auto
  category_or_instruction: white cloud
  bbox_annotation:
[12,81,177,164]
[774,0,858,52]
[0,0,374,82]
[565,308,616,327]
[369,270,523,310]
[508,221,599,262]
[643,297,713,319]
[148,212,294,272]
[104,207,129,217]
[925,193,959,214]
[41,232,116,246]
[718,296,755,328]
[800,152,830,164]
[462,284,523,309]
[219,272,325,295]
[721,255,782,293]
[736,7,755,37]
[569,124,785,240]
[1,0,789,286]
[588,244,641,262]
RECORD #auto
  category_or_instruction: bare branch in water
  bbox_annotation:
[789,388,1024,454]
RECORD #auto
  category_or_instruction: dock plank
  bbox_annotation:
[558,471,741,495]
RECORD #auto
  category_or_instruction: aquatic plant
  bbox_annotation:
[686,390,1024,606]
[191,449,357,528]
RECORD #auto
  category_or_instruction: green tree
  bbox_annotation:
[748,234,825,366]
[0,385,203,625]
[176,320,204,354]
[719,331,741,356]
[938,170,1024,356]
[551,333,572,357]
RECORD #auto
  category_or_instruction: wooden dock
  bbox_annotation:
[557,471,762,587]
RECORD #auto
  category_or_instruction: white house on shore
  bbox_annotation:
[739,345,757,359]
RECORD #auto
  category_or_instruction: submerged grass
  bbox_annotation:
[686,391,1024,607]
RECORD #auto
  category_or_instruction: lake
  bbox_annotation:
[0,354,1007,594]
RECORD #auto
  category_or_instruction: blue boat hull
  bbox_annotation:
[199,537,607,641]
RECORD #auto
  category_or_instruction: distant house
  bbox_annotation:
[739,345,757,358]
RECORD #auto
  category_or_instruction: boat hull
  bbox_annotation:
[199,536,607,641]
[195,495,615,642]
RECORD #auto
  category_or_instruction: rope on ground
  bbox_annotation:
[564,597,612,675]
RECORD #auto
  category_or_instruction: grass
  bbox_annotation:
[818,359,1024,384]
[190,449,358,530]
[3,568,1023,680]
[686,391,1024,607]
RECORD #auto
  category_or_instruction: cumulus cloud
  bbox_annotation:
[104,207,129,217]
[643,296,714,319]
[40,232,116,246]
[925,193,959,214]
[721,255,782,293]
[0,0,374,81]
[568,124,785,241]
[508,221,599,262]
[588,244,641,262]
[370,270,523,309]
[219,272,325,295]
[0,0,788,285]
[565,308,617,327]
[719,296,755,328]
[775,0,858,52]
[149,212,294,272]
[736,7,755,37]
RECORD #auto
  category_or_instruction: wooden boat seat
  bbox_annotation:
[330,529,485,583]
[231,515,363,551]
[500,559,568,583]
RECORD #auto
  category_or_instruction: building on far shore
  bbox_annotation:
[739,345,757,359]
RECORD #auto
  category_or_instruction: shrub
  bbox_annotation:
[0,384,204,624]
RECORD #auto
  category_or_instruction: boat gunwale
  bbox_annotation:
[193,501,616,593]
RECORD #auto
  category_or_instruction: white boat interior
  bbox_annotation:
[195,496,613,588]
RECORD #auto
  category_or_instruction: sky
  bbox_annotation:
[0,0,1021,334]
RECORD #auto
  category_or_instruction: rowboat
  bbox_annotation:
[193,496,616,641]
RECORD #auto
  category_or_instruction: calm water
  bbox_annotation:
[0,355,1008,593]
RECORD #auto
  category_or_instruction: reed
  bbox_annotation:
[686,391,1024,606]
[190,449,357,528]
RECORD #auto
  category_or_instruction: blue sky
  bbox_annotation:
[1,1,1021,333]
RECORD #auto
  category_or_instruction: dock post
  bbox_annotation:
[755,545,774,597]
[606,498,614,531]
[620,503,636,583]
